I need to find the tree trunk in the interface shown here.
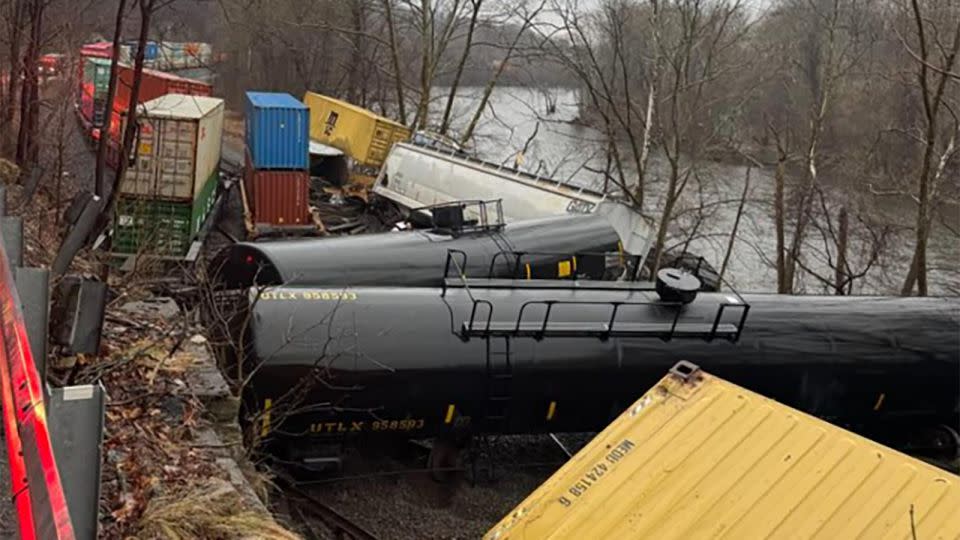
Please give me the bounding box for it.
[900,185,931,297]
[25,0,41,165]
[783,130,823,292]
[346,0,365,106]
[719,167,750,286]
[460,4,541,144]
[631,86,656,208]
[414,0,433,130]
[101,0,153,228]
[774,150,787,293]
[2,0,24,155]
[900,1,959,296]
[94,0,128,197]
[15,0,42,168]
[439,0,482,135]
[649,160,681,277]
[381,0,406,124]
[834,205,847,295]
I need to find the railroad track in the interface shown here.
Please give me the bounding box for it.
[283,483,379,540]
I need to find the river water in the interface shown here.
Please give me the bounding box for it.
[431,86,959,295]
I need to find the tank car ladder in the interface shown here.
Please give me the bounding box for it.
[483,336,514,432]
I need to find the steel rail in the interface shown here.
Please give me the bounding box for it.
[284,483,379,540]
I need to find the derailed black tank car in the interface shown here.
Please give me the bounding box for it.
[242,281,960,459]
[214,213,628,288]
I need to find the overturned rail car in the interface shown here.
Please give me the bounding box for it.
[372,142,656,258]
[214,211,631,288]
[240,278,960,462]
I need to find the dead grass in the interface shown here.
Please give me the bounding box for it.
[0,158,18,184]
[137,479,301,540]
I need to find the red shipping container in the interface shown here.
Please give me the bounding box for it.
[80,42,113,59]
[243,149,311,226]
[106,65,213,140]
[79,86,94,125]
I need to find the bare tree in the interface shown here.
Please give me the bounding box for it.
[647,0,750,276]
[1,0,26,155]
[899,0,960,296]
[99,0,170,243]
[541,0,661,209]
[439,0,482,135]
[14,0,47,168]
[382,0,409,123]
[94,0,129,197]
[460,0,545,143]
[406,0,466,129]
[749,0,879,293]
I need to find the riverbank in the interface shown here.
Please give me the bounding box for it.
[433,86,959,295]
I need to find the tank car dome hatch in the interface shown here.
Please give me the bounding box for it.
[656,268,701,304]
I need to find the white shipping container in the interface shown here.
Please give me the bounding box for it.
[181,42,212,67]
[154,42,212,69]
[121,94,224,201]
[118,44,132,65]
[196,43,213,66]
[157,42,185,69]
[117,43,157,68]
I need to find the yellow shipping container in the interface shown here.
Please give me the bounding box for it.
[486,361,960,540]
[302,92,411,168]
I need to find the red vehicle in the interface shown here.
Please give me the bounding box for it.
[39,53,65,76]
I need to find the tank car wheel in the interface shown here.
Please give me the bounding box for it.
[907,424,960,462]
[428,437,461,483]
[933,424,960,459]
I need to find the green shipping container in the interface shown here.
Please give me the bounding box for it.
[114,170,219,257]
[82,57,111,125]
[83,57,111,96]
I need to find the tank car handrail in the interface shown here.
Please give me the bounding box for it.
[459,296,751,343]
[486,249,645,281]
[468,299,495,337]
[442,249,470,295]
[410,199,506,232]
[444,248,497,340]
[510,299,684,341]
[711,302,751,342]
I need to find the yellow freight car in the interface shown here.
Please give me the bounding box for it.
[302,92,411,169]
[486,361,960,540]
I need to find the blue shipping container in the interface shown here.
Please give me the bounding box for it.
[244,92,309,170]
[144,41,159,60]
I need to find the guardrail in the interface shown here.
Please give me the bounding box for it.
[0,222,75,539]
